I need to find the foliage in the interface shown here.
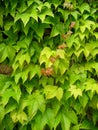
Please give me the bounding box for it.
[0,0,98,129]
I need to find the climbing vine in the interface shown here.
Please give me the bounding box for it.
[0,0,98,129]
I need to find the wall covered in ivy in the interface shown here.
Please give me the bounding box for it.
[0,0,98,129]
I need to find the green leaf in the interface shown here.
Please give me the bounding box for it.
[39,8,54,22]
[51,0,60,8]
[30,7,38,21]
[66,110,78,124]
[61,112,70,130]
[44,85,63,101]
[80,119,93,129]
[3,114,14,130]
[5,101,17,114]
[54,112,61,129]
[12,84,21,103]
[79,3,90,14]
[31,114,45,130]
[92,110,98,125]
[11,110,27,124]
[79,93,89,108]
[80,20,95,33]
[14,72,22,84]
[39,47,55,67]
[0,75,10,90]
[54,60,59,74]
[4,20,13,30]
[15,13,30,26]
[84,78,98,94]
[0,43,16,62]
[15,51,30,67]
[0,10,3,27]
[58,8,69,21]
[69,72,80,84]
[56,87,63,101]
[14,64,40,83]
[44,85,58,99]
[1,88,15,106]
[56,49,65,59]
[59,59,68,75]
[26,91,45,120]
[45,108,55,129]
[93,32,98,39]
[50,23,64,37]
[0,105,5,123]
[71,125,80,130]
[66,35,75,48]
[69,85,82,99]
[52,100,61,116]
[71,11,78,20]
[40,47,52,60]
[32,23,49,38]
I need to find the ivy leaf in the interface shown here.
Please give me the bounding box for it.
[71,125,80,130]
[66,35,75,48]
[80,20,95,33]
[58,8,69,21]
[56,49,65,59]
[29,64,41,79]
[79,3,90,14]
[34,91,45,113]
[1,88,15,106]
[79,93,89,108]
[39,7,54,22]
[54,112,61,129]
[0,105,5,123]
[46,108,55,129]
[92,110,98,125]
[56,87,63,101]
[52,0,60,8]
[11,110,27,124]
[0,8,3,27]
[71,11,78,20]
[39,47,55,66]
[44,85,58,99]
[40,47,52,60]
[69,85,82,99]
[44,85,63,101]
[14,51,30,67]
[3,114,14,130]
[30,7,38,21]
[31,114,45,130]
[65,109,78,124]
[50,23,64,37]
[37,2,51,12]
[12,84,21,103]
[32,23,49,39]
[93,32,98,39]
[14,64,41,83]
[5,99,17,114]
[0,43,16,62]
[4,20,13,31]
[61,112,70,130]
[84,79,98,94]
[54,60,59,74]
[15,13,30,26]
[27,91,45,120]
[69,72,80,84]
[59,59,68,75]
[80,119,93,129]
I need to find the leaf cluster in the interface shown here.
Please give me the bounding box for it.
[0,0,98,130]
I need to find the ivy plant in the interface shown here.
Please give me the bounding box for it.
[0,0,98,130]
